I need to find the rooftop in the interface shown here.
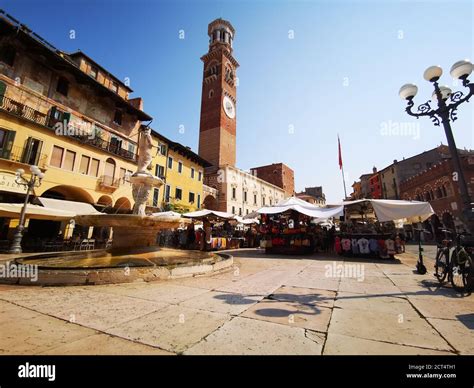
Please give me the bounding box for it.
[149,128,212,168]
[0,10,151,121]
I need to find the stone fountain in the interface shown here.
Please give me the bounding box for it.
[76,127,187,249]
[7,127,233,286]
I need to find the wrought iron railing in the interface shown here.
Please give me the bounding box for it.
[0,145,48,169]
[0,94,48,126]
[0,93,137,162]
[99,175,121,188]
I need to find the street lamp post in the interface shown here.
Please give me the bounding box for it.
[399,60,474,234]
[9,165,44,254]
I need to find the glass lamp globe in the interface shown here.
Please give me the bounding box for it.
[399,83,418,100]
[450,59,473,80]
[423,65,443,82]
[432,86,452,100]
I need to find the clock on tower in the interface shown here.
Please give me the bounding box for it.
[198,18,239,168]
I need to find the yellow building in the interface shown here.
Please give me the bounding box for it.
[0,14,151,244]
[149,131,211,213]
[0,13,211,248]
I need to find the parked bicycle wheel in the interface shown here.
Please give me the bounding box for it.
[450,247,474,292]
[434,247,449,284]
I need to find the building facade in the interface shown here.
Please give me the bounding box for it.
[351,145,459,200]
[203,165,285,215]
[351,181,362,200]
[0,13,209,244]
[368,167,382,199]
[351,173,372,199]
[295,186,326,205]
[149,131,211,213]
[250,163,295,197]
[379,163,399,199]
[399,153,474,230]
[295,193,325,206]
[0,14,152,239]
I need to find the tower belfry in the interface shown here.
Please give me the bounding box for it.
[198,18,239,168]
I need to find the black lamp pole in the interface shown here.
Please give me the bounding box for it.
[401,62,474,234]
[9,166,43,254]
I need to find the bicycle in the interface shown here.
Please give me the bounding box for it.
[434,228,474,293]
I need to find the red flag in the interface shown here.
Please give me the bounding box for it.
[338,135,343,170]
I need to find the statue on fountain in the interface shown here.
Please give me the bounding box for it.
[136,126,154,174]
[130,126,164,215]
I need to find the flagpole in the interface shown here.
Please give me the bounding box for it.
[338,134,348,200]
[341,163,348,200]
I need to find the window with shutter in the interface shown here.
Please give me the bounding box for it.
[0,129,15,159]
[80,155,90,175]
[21,137,43,166]
[63,150,76,171]
[50,146,64,168]
[90,158,100,177]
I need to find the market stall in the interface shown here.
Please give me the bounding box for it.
[338,199,434,259]
[257,197,344,254]
[182,209,243,251]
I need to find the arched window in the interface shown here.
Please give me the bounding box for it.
[104,158,116,185]
[209,89,214,98]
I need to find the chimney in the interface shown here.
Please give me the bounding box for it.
[128,97,144,111]
[372,166,377,173]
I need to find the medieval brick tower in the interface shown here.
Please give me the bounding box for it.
[198,18,239,168]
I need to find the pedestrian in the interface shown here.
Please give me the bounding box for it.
[186,222,196,249]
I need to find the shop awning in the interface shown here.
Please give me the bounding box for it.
[342,199,434,223]
[0,203,76,220]
[183,209,236,220]
[257,203,344,219]
[36,197,101,215]
[256,196,343,219]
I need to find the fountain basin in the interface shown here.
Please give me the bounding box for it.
[74,214,190,249]
[7,248,233,286]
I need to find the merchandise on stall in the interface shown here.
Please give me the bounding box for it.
[335,199,435,259]
[182,209,246,251]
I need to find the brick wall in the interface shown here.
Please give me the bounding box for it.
[250,163,295,197]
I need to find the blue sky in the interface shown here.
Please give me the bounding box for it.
[3,0,473,202]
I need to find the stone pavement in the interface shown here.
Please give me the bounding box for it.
[0,248,472,355]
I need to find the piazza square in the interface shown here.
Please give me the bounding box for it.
[0,2,472,384]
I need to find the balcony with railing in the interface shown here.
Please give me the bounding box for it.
[0,90,137,162]
[98,175,122,192]
[0,145,48,169]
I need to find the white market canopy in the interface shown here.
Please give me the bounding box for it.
[342,199,434,223]
[0,203,76,221]
[0,197,101,221]
[234,216,259,225]
[151,211,182,218]
[256,197,434,223]
[243,210,260,220]
[182,209,236,220]
[257,196,345,219]
[37,197,101,215]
